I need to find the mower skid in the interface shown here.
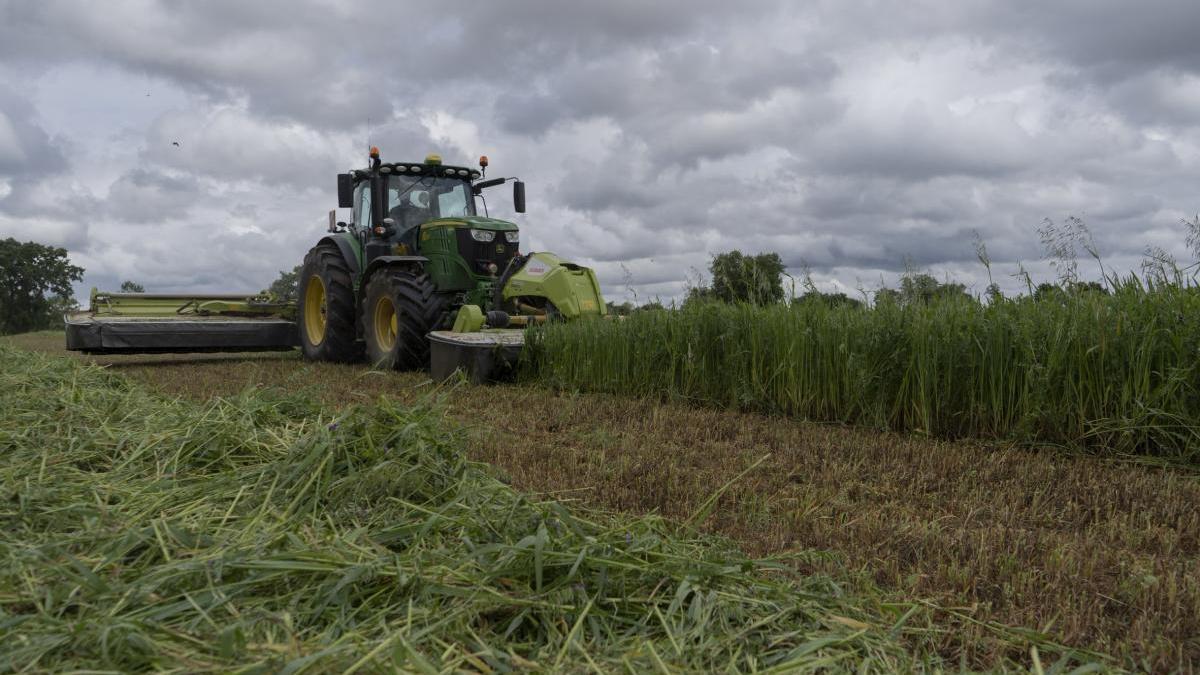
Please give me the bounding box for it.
[428,329,524,384]
[65,313,299,354]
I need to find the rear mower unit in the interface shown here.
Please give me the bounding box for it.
[67,149,607,381]
[65,291,297,354]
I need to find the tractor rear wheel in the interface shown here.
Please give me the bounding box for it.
[298,243,361,362]
[363,267,449,370]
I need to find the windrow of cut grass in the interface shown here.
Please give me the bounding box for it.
[529,283,1200,462]
[2,344,1089,672]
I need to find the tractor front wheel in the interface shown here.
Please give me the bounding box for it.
[363,267,447,370]
[298,243,361,362]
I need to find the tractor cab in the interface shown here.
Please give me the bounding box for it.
[338,151,526,275]
[346,154,480,248]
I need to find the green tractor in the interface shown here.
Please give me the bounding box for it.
[66,148,607,381]
[299,148,606,376]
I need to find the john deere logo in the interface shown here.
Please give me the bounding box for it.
[495,244,504,253]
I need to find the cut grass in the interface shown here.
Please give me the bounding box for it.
[1,344,959,672]
[10,332,1199,670]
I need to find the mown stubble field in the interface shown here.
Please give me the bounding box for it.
[8,331,1199,672]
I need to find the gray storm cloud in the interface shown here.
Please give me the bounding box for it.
[0,0,1198,302]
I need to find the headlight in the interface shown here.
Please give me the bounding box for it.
[505,231,519,243]
[470,229,495,242]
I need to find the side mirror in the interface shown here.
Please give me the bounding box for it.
[513,180,526,213]
[337,173,353,208]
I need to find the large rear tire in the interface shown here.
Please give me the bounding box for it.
[298,243,361,362]
[363,267,448,370]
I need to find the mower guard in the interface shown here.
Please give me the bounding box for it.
[65,313,299,354]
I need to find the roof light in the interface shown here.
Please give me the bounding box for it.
[479,155,489,168]
[395,164,408,172]
[370,146,380,158]
[457,169,468,176]
[425,153,442,165]
[444,168,454,176]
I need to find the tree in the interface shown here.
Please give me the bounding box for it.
[1033,282,1062,302]
[1068,280,1108,295]
[682,285,717,309]
[266,265,302,303]
[120,280,145,293]
[898,273,969,305]
[708,250,785,305]
[873,272,972,308]
[985,283,1004,305]
[607,301,635,316]
[874,287,901,307]
[0,238,84,335]
[1034,280,1107,302]
[793,291,863,309]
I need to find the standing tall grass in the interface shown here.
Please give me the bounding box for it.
[529,279,1200,462]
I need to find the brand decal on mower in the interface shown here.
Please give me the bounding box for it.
[525,263,548,276]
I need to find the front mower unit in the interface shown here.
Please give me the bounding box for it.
[428,329,525,384]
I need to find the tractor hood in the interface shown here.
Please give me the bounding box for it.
[419,216,517,232]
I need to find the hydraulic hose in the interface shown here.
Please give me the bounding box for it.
[492,253,527,311]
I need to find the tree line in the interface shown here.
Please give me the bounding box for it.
[0,236,1124,337]
[672,249,1112,311]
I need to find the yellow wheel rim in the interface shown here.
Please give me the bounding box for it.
[303,275,327,346]
[373,296,397,352]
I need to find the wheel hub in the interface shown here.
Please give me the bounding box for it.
[374,296,397,351]
[303,275,327,345]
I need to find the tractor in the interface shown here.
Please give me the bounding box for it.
[299,147,606,372]
[66,148,607,381]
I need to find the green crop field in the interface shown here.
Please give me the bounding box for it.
[3,324,1198,671]
[531,281,1200,463]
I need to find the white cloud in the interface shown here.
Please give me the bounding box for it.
[1,0,1199,304]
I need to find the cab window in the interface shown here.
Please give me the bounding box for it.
[355,184,372,230]
[437,185,468,218]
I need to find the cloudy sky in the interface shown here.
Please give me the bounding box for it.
[1,0,1198,303]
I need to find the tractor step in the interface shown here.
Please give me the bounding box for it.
[65,313,299,354]
[428,329,525,384]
